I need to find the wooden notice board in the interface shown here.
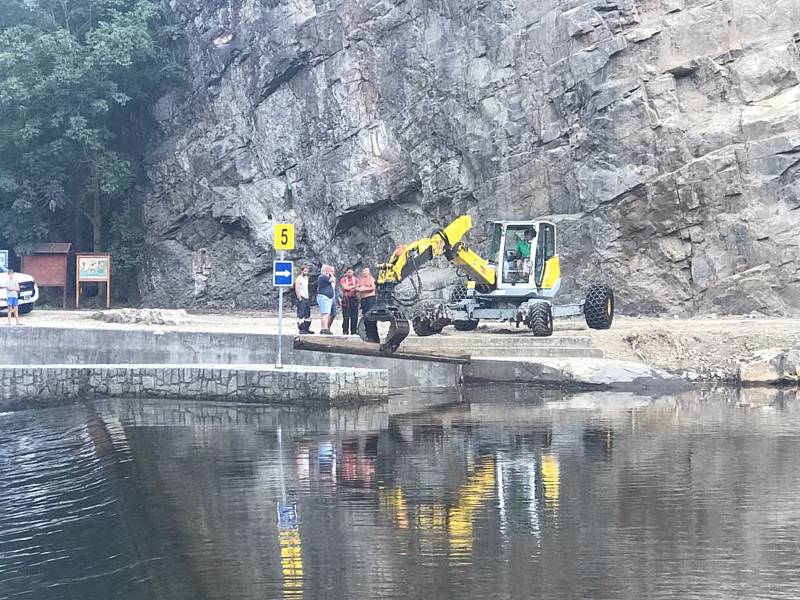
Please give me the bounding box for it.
[75,253,111,308]
[21,242,72,308]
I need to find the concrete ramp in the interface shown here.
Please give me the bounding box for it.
[402,333,604,358]
[295,331,677,390]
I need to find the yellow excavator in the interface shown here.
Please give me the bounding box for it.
[358,215,614,353]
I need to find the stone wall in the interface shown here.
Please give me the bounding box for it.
[0,325,461,388]
[141,0,800,317]
[0,364,388,411]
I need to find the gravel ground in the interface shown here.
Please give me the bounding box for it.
[465,315,800,381]
[587,316,800,381]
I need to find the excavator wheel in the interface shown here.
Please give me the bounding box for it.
[411,301,447,336]
[584,282,614,330]
[413,320,443,337]
[453,319,479,331]
[528,301,553,337]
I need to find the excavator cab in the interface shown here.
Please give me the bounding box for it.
[488,221,560,293]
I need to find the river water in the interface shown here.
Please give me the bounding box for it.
[2,387,800,600]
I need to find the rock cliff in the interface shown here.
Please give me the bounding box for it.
[140,0,800,315]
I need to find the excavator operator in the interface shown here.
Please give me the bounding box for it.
[515,227,536,278]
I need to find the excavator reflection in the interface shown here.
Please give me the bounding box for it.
[376,445,563,560]
[276,428,304,600]
[446,458,497,562]
[377,458,497,562]
[269,413,610,580]
[279,524,303,600]
[541,454,560,509]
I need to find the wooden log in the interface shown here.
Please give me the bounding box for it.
[293,336,471,364]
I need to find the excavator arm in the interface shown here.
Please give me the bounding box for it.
[361,215,497,352]
[377,215,496,286]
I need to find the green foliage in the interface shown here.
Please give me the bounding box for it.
[109,200,144,273]
[0,0,180,271]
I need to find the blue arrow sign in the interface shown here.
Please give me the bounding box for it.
[277,502,298,529]
[273,260,294,287]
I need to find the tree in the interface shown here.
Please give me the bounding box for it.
[0,0,178,271]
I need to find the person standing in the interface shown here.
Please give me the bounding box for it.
[357,267,379,343]
[339,267,359,335]
[4,268,20,326]
[294,264,313,334]
[316,265,335,335]
[327,265,338,330]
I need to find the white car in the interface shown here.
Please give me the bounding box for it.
[0,265,39,314]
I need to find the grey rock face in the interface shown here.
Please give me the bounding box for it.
[141,0,800,315]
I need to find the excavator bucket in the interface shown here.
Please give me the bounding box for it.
[357,306,410,354]
[357,283,410,353]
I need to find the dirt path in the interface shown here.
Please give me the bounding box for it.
[588,317,800,381]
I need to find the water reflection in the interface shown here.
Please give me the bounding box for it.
[278,505,303,600]
[446,457,496,564]
[2,387,800,599]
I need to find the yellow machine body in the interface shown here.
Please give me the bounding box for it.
[377,215,496,288]
[360,214,593,353]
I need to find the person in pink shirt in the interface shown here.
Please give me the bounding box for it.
[339,267,359,335]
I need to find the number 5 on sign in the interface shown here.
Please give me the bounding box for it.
[273,224,295,250]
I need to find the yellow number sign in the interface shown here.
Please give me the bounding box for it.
[273,224,295,250]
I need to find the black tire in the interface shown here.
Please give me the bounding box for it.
[412,319,444,336]
[449,282,469,303]
[584,282,614,330]
[529,302,553,337]
[411,301,445,337]
[18,304,34,315]
[453,319,479,331]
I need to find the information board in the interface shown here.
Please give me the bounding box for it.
[75,253,111,308]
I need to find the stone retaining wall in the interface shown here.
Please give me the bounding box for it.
[0,364,388,411]
[0,326,459,389]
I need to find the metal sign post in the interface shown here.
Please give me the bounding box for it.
[273,223,295,369]
[278,252,284,369]
[273,257,294,369]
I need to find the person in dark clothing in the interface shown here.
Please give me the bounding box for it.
[316,265,335,335]
[294,264,313,334]
[357,267,379,343]
[339,267,359,335]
